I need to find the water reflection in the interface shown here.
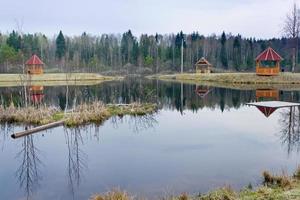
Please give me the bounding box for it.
[279,106,300,155]
[0,123,14,151]
[2,79,300,113]
[110,114,158,133]
[195,85,211,98]
[256,89,279,101]
[2,80,300,199]
[64,128,87,199]
[15,134,42,200]
[29,86,44,105]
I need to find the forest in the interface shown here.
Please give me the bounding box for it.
[0,30,296,74]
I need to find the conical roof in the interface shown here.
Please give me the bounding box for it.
[255,47,283,61]
[196,57,212,65]
[25,54,44,65]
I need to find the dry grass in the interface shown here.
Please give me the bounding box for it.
[90,189,133,200]
[0,104,58,125]
[0,73,122,87]
[150,72,300,85]
[0,101,157,127]
[65,102,157,127]
[65,101,110,126]
[262,171,292,188]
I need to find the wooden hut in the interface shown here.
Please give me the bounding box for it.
[25,54,44,74]
[256,89,279,102]
[255,47,283,76]
[195,57,212,73]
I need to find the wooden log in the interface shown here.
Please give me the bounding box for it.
[11,120,65,139]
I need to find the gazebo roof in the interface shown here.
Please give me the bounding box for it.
[255,47,283,61]
[25,54,44,65]
[196,57,212,66]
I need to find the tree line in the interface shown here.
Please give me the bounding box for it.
[0,30,296,74]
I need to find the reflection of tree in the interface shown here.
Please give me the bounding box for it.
[15,135,42,200]
[0,123,14,151]
[279,106,300,154]
[111,114,158,133]
[64,128,87,198]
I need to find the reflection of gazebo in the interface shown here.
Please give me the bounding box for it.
[29,85,44,104]
[256,89,279,102]
[247,101,300,118]
[195,57,212,73]
[255,47,283,76]
[195,85,211,98]
[25,54,44,75]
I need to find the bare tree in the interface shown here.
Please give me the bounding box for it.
[283,3,300,72]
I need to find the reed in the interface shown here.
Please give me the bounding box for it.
[0,102,157,127]
[0,104,58,125]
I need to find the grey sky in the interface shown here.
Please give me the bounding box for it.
[0,0,295,38]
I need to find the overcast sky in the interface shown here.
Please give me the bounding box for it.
[0,0,296,38]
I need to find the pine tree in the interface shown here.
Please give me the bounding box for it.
[220,32,228,69]
[7,30,21,51]
[233,35,242,70]
[55,31,66,59]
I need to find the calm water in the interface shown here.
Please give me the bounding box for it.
[1,79,300,200]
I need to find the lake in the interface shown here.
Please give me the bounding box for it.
[1,79,300,200]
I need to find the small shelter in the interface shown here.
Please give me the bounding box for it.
[195,57,212,73]
[256,89,279,102]
[255,47,283,76]
[25,54,44,74]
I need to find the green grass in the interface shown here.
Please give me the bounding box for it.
[0,73,123,87]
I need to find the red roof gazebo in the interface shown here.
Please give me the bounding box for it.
[255,47,283,76]
[25,54,44,74]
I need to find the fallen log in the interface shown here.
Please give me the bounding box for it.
[11,120,65,139]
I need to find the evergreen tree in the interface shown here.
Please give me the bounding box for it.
[55,31,66,59]
[233,35,242,70]
[220,32,228,69]
[7,30,21,51]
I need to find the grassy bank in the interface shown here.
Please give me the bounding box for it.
[0,73,122,87]
[90,168,300,200]
[0,102,157,127]
[148,73,300,90]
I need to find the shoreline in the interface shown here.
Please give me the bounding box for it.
[90,169,300,200]
[0,73,123,87]
[148,72,300,90]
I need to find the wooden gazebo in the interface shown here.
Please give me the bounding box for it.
[255,47,283,76]
[195,57,212,73]
[25,54,44,74]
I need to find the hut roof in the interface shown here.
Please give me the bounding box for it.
[196,57,212,66]
[25,54,44,65]
[255,47,283,61]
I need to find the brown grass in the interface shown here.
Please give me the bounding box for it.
[262,170,292,188]
[90,189,133,200]
[0,104,58,125]
[65,101,110,126]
